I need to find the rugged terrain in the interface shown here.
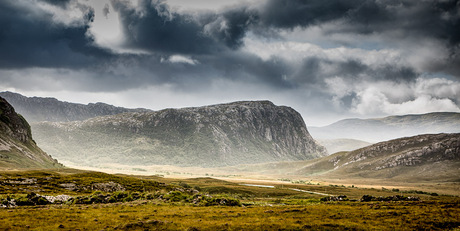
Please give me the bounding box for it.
[227,133,460,184]
[297,133,460,182]
[32,101,327,167]
[0,91,149,122]
[309,112,460,142]
[0,97,61,169]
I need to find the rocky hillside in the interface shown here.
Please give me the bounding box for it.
[32,101,327,167]
[0,97,61,169]
[295,133,460,182]
[0,91,149,122]
[309,112,460,142]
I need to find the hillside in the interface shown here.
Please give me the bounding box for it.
[227,133,460,183]
[0,91,149,122]
[32,101,327,167]
[308,112,460,142]
[294,133,460,182]
[0,97,61,169]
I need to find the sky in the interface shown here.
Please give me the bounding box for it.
[0,0,459,126]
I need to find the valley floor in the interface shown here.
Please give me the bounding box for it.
[1,168,459,230]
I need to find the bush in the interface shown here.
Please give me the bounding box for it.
[196,195,241,207]
[164,191,189,202]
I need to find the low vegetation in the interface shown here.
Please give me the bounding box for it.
[1,169,459,230]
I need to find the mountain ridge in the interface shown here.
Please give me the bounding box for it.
[32,100,327,167]
[309,112,460,142]
[0,91,150,122]
[226,133,460,183]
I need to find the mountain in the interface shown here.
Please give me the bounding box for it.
[32,101,327,167]
[0,91,150,122]
[229,133,460,183]
[308,112,460,142]
[0,97,61,169]
[296,133,460,182]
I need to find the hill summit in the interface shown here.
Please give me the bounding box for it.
[0,97,61,169]
[33,100,327,167]
[0,91,149,122]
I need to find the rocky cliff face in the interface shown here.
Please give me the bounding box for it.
[32,101,327,167]
[0,97,61,169]
[0,91,149,122]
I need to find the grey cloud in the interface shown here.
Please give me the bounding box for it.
[39,0,73,8]
[111,0,224,55]
[292,58,417,86]
[0,0,113,69]
[103,3,110,18]
[258,0,361,29]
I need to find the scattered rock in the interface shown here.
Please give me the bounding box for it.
[91,182,125,192]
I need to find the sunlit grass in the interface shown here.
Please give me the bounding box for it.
[1,169,459,230]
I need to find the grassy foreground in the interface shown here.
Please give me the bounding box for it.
[1,169,459,230]
[1,200,460,230]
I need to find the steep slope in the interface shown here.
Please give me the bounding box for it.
[309,112,460,142]
[295,133,460,182]
[0,91,149,122]
[0,97,61,169]
[32,101,327,167]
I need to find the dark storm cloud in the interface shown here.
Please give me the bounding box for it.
[39,0,73,8]
[0,0,112,69]
[111,0,258,54]
[291,58,418,86]
[0,0,458,93]
[256,0,459,44]
[258,0,362,29]
[111,0,222,54]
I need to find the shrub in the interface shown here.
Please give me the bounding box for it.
[164,191,189,202]
[196,195,241,207]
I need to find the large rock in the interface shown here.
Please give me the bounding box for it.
[0,97,61,169]
[33,101,327,167]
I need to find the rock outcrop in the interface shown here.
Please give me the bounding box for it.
[32,101,327,167]
[0,97,61,169]
[295,133,460,181]
[0,91,149,122]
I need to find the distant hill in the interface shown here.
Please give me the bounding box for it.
[32,101,327,167]
[0,97,61,169]
[295,133,460,182]
[308,113,460,142]
[0,91,150,122]
[230,133,460,183]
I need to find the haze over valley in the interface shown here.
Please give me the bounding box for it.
[1,0,460,229]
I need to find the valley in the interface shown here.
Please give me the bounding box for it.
[1,93,459,230]
[1,169,459,230]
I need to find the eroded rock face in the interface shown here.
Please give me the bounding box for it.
[339,133,460,170]
[0,97,61,169]
[0,97,32,143]
[33,101,327,167]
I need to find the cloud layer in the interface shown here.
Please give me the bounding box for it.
[0,0,459,125]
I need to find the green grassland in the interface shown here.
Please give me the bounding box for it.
[1,169,459,230]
